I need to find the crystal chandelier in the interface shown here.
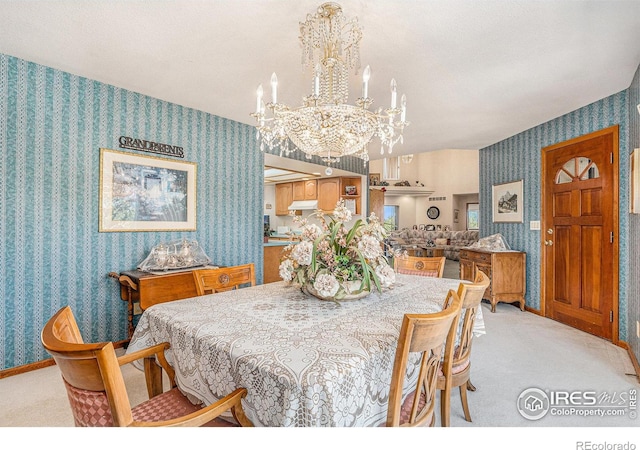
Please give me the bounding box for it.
[251,2,409,169]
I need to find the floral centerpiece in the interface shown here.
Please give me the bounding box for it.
[279,200,396,301]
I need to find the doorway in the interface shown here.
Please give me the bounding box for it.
[541,125,619,342]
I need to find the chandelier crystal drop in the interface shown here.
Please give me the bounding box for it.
[251,2,409,167]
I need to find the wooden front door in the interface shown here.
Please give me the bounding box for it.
[541,126,619,341]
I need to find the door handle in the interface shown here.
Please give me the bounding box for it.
[545,240,553,246]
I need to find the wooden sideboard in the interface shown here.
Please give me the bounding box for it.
[459,248,526,313]
[110,269,201,339]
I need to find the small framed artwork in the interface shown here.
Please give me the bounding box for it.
[436,225,442,231]
[418,224,425,231]
[99,148,197,232]
[345,185,357,195]
[492,179,523,223]
[426,225,435,231]
[631,149,640,213]
[453,209,459,223]
[369,173,381,186]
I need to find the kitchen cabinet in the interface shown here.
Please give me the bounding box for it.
[277,177,362,215]
[275,183,293,216]
[264,243,288,283]
[317,178,342,212]
[293,180,317,201]
[459,248,526,313]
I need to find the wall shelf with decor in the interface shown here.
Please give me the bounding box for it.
[340,176,362,215]
[370,186,434,196]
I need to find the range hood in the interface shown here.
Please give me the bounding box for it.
[288,200,318,211]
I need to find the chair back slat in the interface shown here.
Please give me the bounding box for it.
[193,263,256,295]
[394,256,446,278]
[452,270,490,366]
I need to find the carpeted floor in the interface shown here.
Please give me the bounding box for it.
[1,259,637,429]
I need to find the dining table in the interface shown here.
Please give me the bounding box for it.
[125,273,485,427]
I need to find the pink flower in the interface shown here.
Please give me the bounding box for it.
[358,235,382,259]
[313,273,340,298]
[291,241,313,266]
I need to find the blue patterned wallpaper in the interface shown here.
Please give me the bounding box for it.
[479,91,630,341]
[627,64,640,362]
[0,53,267,370]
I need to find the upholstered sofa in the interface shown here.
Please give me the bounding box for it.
[387,229,479,261]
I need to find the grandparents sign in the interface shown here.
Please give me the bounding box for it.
[118,136,184,158]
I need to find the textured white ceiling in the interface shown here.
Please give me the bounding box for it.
[1,0,639,161]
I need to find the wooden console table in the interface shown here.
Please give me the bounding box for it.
[459,248,526,313]
[109,269,201,339]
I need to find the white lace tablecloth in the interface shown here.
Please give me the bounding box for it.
[126,274,485,427]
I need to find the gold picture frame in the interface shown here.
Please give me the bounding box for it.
[99,148,197,232]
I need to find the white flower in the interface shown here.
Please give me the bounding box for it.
[332,201,352,223]
[301,223,322,241]
[357,235,382,259]
[375,263,396,288]
[291,241,313,266]
[313,273,340,298]
[279,259,294,282]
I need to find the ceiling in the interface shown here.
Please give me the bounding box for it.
[1,1,640,163]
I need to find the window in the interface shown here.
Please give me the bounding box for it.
[383,157,399,180]
[383,205,399,230]
[556,157,599,184]
[467,203,479,230]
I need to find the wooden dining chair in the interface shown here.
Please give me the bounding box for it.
[192,263,256,295]
[385,289,462,427]
[393,255,446,278]
[437,270,490,426]
[41,306,253,427]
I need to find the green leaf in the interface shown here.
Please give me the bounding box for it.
[345,219,363,244]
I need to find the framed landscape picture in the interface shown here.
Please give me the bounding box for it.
[492,180,523,223]
[99,148,197,232]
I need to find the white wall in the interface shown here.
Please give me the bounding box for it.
[370,149,479,229]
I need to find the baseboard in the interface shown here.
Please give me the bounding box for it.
[617,341,640,384]
[0,339,130,379]
[0,358,56,379]
[524,305,542,316]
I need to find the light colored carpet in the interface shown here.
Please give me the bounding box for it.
[1,259,637,430]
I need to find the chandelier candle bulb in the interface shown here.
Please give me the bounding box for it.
[362,65,371,98]
[390,78,397,108]
[256,84,263,113]
[314,64,321,96]
[271,72,278,104]
[401,94,407,122]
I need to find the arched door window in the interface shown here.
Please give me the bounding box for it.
[555,157,599,184]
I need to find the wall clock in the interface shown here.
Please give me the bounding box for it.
[427,206,440,220]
